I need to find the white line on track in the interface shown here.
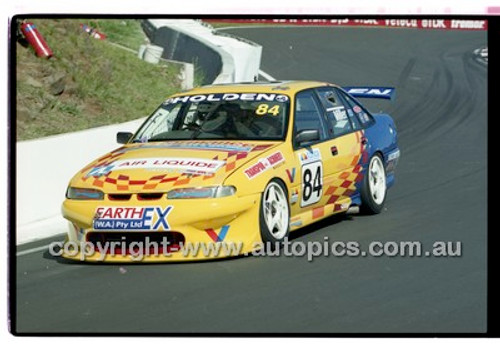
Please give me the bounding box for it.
[16,243,60,257]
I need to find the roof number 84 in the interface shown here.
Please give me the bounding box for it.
[255,104,280,116]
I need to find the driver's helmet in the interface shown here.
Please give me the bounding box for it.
[196,102,215,121]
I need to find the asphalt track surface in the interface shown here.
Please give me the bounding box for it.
[14,26,487,334]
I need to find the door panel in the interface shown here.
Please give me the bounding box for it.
[291,88,363,224]
[320,132,363,208]
[292,133,362,224]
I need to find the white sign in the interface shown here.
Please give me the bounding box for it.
[87,157,225,177]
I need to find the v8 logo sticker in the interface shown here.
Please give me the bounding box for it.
[206,226,230,242]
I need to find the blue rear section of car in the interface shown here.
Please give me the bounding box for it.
[364,113,400,189]
[349,112,399,207]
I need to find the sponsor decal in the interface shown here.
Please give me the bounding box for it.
[93,206,172,231]
[386,149,400,172]
[208,19,486,31]
[164,93,290,105]
[286,168,296,183]
[347,88,392,96]
[244,151,285,179]
[290,189,299,205]
[419,19,446,29]
[328,105,347,120]
[275,95,289,102]
[87,164,115,178]
[205,225,230,242]
[344,87,395,100]
[141,141,255,153]
[87,157,225,177]
[388,149,400,161]
[450,20,487,30]
[290,220,303,227]
[107,142,271,157]
[384,19,419,28]
[298,148,321,164]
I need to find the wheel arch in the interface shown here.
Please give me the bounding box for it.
[265,176,290,196]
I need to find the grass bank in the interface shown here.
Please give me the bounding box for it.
[16,18,182,141]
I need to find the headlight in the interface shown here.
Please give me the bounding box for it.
[66,187,104,200]
[167,186,236,199]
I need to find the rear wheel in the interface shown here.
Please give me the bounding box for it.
[360,153,387,214]
[259,179,290,244]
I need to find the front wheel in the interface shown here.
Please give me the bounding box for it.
[360,153,387,214]
[259,179,290,244]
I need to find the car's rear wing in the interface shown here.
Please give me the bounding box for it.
[342,87,396,100]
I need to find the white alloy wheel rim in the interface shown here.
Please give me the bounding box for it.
[263,182,289,239]
[368,156,386,205]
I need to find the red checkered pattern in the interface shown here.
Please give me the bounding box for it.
[311,130,368,218]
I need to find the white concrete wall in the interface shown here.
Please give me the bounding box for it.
[16,119,144,244]
[148,19,262,83]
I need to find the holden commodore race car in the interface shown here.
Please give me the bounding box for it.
[61,81,400,262]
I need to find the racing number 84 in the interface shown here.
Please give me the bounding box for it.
[255,104,280,116]
[301,161,323,207]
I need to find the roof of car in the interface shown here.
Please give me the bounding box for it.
[170,80,338,98]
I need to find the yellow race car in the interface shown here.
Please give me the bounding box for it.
[61,81,400,262]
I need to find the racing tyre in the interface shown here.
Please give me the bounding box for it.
[360,153,387,214]
[259,179,290,245]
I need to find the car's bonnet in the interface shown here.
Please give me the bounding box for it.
[70,140,280,193]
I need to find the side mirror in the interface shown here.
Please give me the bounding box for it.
[117,132,133,144]
[295,129,319,146]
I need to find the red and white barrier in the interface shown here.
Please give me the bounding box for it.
[205,18,487,31]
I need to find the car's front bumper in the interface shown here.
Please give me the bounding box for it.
[61,193,262,262]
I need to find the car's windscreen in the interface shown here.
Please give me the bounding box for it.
[133,93,290,142]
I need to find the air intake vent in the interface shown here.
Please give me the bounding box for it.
[108,194,132,201]
[137,193,164,200]
[86,231,185,255]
